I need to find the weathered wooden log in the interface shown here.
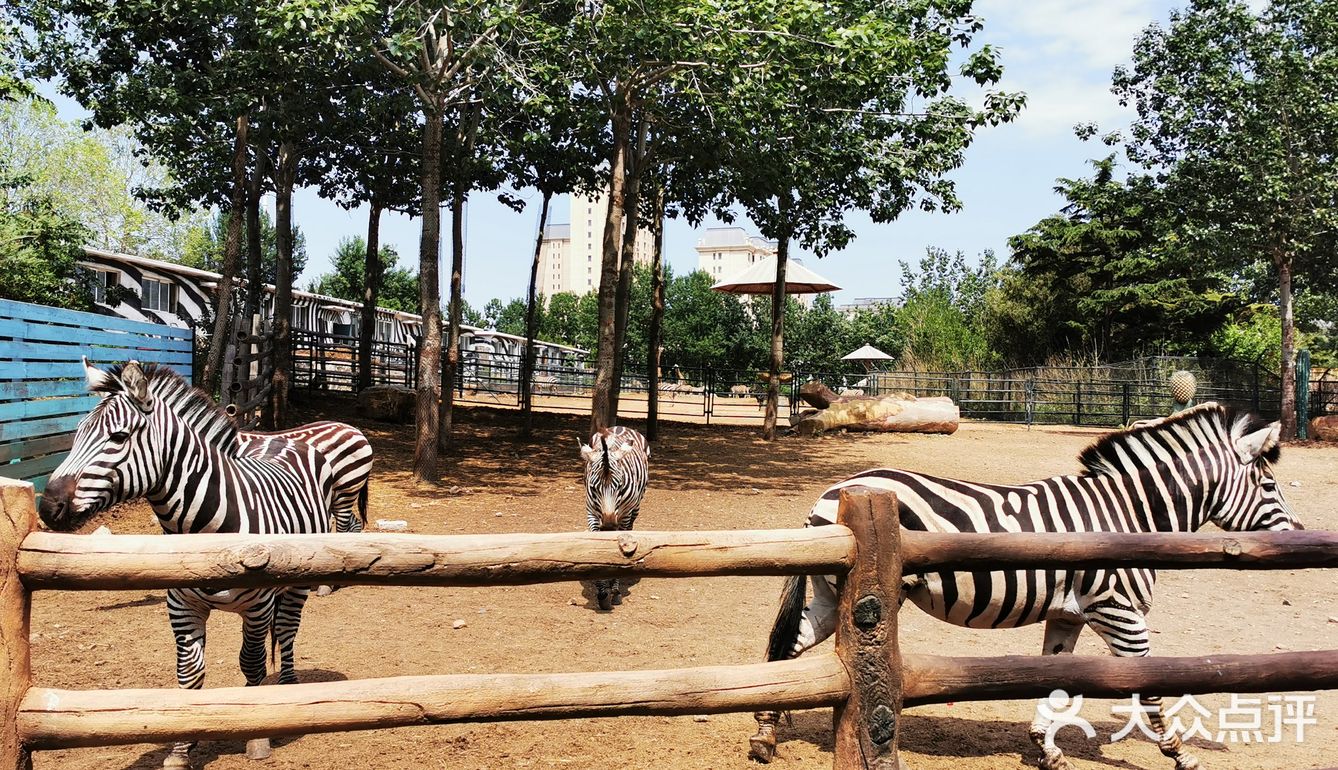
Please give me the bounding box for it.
[1,482,35,770]
[18,655,850,750]
[833,488,903,769]
[800,380,843,409]
[797,395,959,436]
[902,649,1338,706]
[901,530,1338,572]
[17,527,856,591]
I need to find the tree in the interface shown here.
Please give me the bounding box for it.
[1110,0,1338,436]
[0,193,93,309]
[716,0,1022,438]
[180,208,308,288]
[306,236,418,312]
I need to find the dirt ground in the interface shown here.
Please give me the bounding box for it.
[29,398,1338,770]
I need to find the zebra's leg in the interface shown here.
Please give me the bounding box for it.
[317,496,362,597]
[610,513,639,606]
[163,589,209,770]
[1084,601,1201,770]
[750,574,840,764]
[238,595,276,761]
[1027,617,1085,770]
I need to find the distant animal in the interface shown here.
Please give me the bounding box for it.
[38,360,341,769]
[749,403,1302,770]
[730,384,751,398]
[579,426,650,611]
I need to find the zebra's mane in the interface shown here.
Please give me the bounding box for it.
[1078,402,1280,477]
[93,362,241,454]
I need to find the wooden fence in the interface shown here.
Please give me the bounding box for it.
[221,316,273,430]
[2,481,1336,768]
[0,299,193,493]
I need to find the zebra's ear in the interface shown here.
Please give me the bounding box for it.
[120,360,154,412]
[579,439,597,462]
[1235,422,1281,463]
[82,356,112,393]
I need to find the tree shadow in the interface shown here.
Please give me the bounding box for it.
[292,396,897,499]
[91,594,164,611]
[780,709,1229,769]
[114,669,349,770]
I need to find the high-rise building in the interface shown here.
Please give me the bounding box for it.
[695,226,778,281]
[537,190,656,297]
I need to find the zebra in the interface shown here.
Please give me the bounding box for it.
[750,403,1302,770]
[580,426,650,610]
[38,360,339,769]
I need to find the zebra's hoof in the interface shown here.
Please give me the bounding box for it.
[314,585,334,597]
[611,591,623,606]
[162,754,191,770]
[748,735,777,764]
[597,592,613,611]
[245,738,272,760]
[1175,756,1201,770]
[1038,748,1074,770]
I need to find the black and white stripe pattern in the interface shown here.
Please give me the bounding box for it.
[761,403,1301,770]
[242,421,373,534]
[580,426,649,610]
[38,360,343,768]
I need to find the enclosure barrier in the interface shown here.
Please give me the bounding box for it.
[3,479,1338,768]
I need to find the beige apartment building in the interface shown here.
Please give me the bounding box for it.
[537,190,656,297]
[696,226,779,280]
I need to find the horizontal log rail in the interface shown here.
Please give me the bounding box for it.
[17,527,857,591]
[19,654,849,750]
[902,530,1338,571]
[903,649,1338,705]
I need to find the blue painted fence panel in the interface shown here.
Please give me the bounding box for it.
[0,298,194,492]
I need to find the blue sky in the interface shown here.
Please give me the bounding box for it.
[51,1,1185,309]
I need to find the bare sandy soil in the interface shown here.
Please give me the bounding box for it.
[28,399,1338,770]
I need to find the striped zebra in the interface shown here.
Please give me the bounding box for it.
[751,403,1302,770]
[242,421,373,534]
[38,360,340,769]
[580,426,650,610]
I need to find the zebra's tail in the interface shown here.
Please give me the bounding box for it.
[356,483,369,530]
[765,574,807,662]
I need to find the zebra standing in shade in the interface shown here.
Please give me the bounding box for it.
[580,426,650,610]
[39,360,340,769]
[751,403,1302,770]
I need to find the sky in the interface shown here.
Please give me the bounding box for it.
[49,1,1190,310]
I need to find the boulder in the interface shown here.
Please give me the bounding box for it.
[1309,415,1338,442]
[358,384,416,423]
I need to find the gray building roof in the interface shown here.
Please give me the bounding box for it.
[543,222,571,240]
[696,226,777,251]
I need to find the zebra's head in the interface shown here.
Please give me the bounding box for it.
[39,359,168,531]
[1208,414,1301,532]
[580,431,630,530]
[1081,403,1301,533]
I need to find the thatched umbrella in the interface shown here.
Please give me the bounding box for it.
[841,344,894,373]
[712,256,840,438]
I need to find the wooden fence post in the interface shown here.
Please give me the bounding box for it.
[1,481,35,770]
[833,487,902,770]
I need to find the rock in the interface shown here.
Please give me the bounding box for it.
[1282,599,1292,606]
[92,525,111,536]
[1288,480,1302,488]
[692,715,711,723]
[357,384,415,423]
[375,519,409,532]
[452,619,467,630]
[1309,415,1338,442]
[1328,616,1338,624]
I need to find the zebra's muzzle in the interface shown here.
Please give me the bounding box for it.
[37,474,92,532]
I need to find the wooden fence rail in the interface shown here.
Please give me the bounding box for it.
[2,478,1336,769]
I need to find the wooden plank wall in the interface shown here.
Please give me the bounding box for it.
[0,299,193,492]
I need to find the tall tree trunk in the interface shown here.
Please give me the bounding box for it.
[242,157,263,321]
[609,119,648,424]
[646,183,666,442]
[440,188,465,450]
[266,140,298,430]
[201,112,248,394]
[590,108,630,435]
[1278,251,1297,439]
[357,199,383,393]
[520,190,552,438]
[413,107,445,484]
[763,232,790,441]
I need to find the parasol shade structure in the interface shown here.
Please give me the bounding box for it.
[841,344,893,363]
[710,256,841,295]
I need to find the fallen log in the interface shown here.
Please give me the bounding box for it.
[796,394,958,436]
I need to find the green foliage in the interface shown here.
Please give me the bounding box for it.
[305,236,418,313]
[1210,306,1282,363]
[181,209,306,288]
[896,249,1000,371]
[493,298,528,336]
[0,193,93,309]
